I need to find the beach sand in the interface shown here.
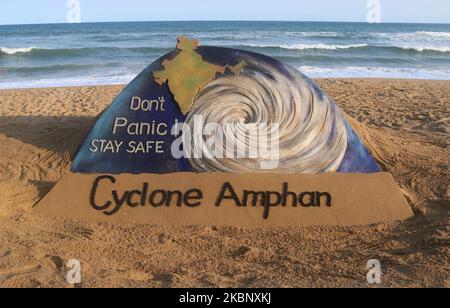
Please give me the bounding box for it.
[0,79,448,288]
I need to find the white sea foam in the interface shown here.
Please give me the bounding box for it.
[243,42,450,53]
[1,64,449,90]
[0,74,137,90]
[0,47,36,55]
[244,42,450,52]
[372,31,450,41]
[298,66,450,80]
[414,31,450,38]
[283,31,342,37]
[398,45,450,52]
[243,43,369,50]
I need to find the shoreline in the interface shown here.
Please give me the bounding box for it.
[0,77,449,92]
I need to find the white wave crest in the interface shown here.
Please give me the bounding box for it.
[244,43,368,51]
[284,31,342,37]
[369,31,450,41]
[0,74,137,90]
[415,31,450,38]
[399,45,450,52]
[298,66,450,80]
[0,47,36,55]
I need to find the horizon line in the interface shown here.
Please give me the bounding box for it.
[1,19,450,27]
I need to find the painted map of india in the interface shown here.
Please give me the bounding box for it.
[153,36,246,115]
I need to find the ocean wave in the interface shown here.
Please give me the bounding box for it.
[0,63,126,74]
[414,31,450,38]
[298,65,450,80]
[238,43,450,53]
[241,43,369,50]
[372,31,450,41]
[1,64,449,90]
[0,74,137,90]
[396,45,450,52]
[0,46,170,57]
[200,30,450,41]
[3,43,448,58]
[0,47,36,55]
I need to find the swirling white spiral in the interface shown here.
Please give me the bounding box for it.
[184,61,348,174]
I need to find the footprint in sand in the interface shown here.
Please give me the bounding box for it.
[49,255,64,272]
[152,273,173,287]
[0,265,42,283]
[0,157,22,183]
[0,249,11,258]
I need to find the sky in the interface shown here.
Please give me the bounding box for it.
[0,0,449,25]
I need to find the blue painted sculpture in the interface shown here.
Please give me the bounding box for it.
[72,37,380,174]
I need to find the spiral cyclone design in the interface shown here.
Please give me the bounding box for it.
[184,60,348,174]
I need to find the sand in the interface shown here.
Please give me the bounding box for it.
[0,79,448,288]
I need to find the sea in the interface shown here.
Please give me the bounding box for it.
[1,21,450,89]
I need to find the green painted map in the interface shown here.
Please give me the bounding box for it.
[153,36,246,115]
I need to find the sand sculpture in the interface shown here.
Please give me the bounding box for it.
[36,37,413,226]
